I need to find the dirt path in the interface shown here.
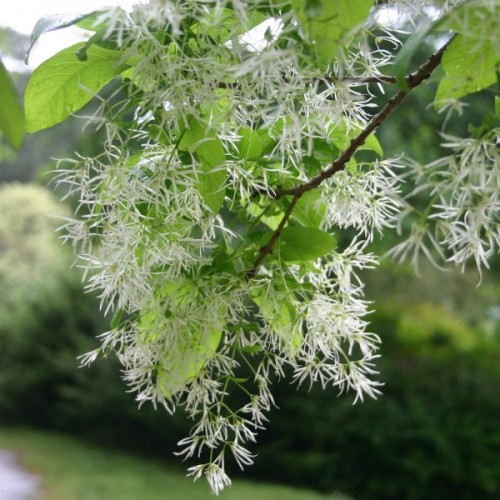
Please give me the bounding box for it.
[0,450,40,500]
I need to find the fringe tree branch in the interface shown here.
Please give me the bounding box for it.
[246,194,301,278]
[248,38,454,276]
[275,39,453,199]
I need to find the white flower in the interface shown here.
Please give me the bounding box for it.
[189,463,232,496]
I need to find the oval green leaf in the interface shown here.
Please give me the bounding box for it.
[157,323,223,398]
[291,0,372,64]
[291,191,326,228]
[253,293,303,358]
[278,226,337,261]
[27,12,100,62]
[179,117,227,213]
[435,35,498,109]
[25,43,125,133]
[197,161,227,214]
[237,126,263,160]
[0,60,24,149]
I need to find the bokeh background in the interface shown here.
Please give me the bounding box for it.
[0,15,499,500]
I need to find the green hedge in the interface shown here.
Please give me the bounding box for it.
[250,308,500,499]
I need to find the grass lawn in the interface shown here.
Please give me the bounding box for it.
[0,427,345,500]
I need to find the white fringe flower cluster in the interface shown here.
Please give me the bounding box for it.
[51,0,497,493]
[390,129,500,275]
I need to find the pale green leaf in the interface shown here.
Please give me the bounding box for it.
[157,322,223,398]
[237,126,263,160]
[327,122,383,157]
[178,116,226,166]
[0,60,24,149]
[292,0,372,64]
[253,293,303,357]
[76,11,110,31]
[246,200,284,230]
[178,117,227,213]
[292,191,326,228]
[25,43,125,133]
[441,3,500,40]
[196,136,226,168]
[198,161,226,214]
[435,35,498,109]
[139,281,226,399]
[278,226,337,261]
[362,133,384,157]
[27,12,99,62]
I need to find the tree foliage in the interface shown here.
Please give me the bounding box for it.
[6,0,500,493]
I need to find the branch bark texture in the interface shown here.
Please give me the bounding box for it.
[247,38,454,277]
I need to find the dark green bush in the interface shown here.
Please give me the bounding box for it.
[250,307,500,499]
[0,183,189,454]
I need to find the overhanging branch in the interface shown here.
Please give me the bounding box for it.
[247,38,454,277]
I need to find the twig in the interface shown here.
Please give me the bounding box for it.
[246,194,301,278]
[246,38,454,276]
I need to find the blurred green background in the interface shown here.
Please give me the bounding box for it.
[0,26,499,500]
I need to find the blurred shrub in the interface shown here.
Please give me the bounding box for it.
[395,302,478,353]
[250,305,500,499]
[0,183,189,451]
[0,183,69,283]
[0,183,91,424]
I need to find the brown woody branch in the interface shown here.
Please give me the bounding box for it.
[246,195,300,278]
[246,38,453,278]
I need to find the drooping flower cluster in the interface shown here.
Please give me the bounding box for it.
[390,129,500,276]
[50,0,498,493]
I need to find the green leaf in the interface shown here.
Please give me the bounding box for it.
[179,117,206,151]
[75,29,119,62]
[388,0,496,89]
[435,35,498,109]
[178,117,227,213]
[156,322,223,398]
[25,43,125,133]
[495,96,500,118]
[391,18,437,90]
[327,122,383,157]
[278,226,337,261]
[246,199,284,230]
[0,60,24,149]
[291,191,326,228]
[257,127,276,154]
[253,292,303,357]
[237,127,263,160]
[179,117,226,165]
[198,161,226,214]
[76,11,109,31]
[139,281,226,399]
[27,12,99,62]
[362,133,384,157]
[196,136,226,169]
[441,3,500,40]
[291,0,372,64]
